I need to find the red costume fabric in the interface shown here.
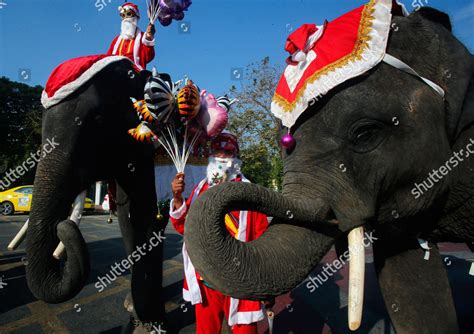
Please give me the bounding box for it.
[107,30,155,70]
[194,283,258,334]
[169,177,268,332]
[271,0,394,128]
[41,55,137,109]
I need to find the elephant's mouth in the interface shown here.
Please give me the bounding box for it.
[184,181,372,329]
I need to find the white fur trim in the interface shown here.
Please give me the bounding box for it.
[169,199,187,219]
[182,242,202,305]
[228,298,265,326]
[285,50,318,93]
[191,179,207,204]
[236,210,248,242]
[272,0,392,128]
[305,24,326,52]
[133,30,143,70]
[292,51,307,63]
[178,179,207,305]
[41,56,132,109]
[112,30,144,70]
[182,287,191,301]
[142,33,155,47]
[112,36,122,55]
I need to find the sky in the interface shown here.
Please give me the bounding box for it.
[0,0,473,96]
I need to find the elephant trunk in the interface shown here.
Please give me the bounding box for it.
[26,139,90,303]
[184,182,338,300]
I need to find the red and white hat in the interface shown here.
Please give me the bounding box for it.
[211,131,240,155]
[271,0,443,129]
[118,2,140,18]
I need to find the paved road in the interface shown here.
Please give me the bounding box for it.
[0,214,473,333]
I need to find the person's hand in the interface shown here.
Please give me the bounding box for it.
[145,23,155,40]
[171,173,185,208]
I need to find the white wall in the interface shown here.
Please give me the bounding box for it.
[154,164,207,201]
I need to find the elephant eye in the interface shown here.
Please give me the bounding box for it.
[349,120,386,152]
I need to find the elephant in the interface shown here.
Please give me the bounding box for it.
[26,58,168,330]
[184,7,474,333]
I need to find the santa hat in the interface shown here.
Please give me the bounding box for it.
[272,0,444,129]
[118,2,140,18]
[211,131,240,155]
[285,24,323,64]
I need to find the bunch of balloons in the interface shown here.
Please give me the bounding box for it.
[146,0,192,26]
[128,68,237,172]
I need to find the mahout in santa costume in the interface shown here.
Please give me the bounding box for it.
[169,132,267,333]
[107,2,156,70]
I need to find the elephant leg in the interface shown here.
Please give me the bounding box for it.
[116,154,166,325]
[117,181,134,256]
[115,181,136,314]
[373,237,458,333]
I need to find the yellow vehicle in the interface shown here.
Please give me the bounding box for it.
[0,185,94,215]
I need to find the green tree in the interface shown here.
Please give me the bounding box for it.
[0,77,44,187]
[227,57,284,190]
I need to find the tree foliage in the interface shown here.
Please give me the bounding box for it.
[0,77,44,186]
[227,57,284,190]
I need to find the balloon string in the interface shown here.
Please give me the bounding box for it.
[158,124,202,174]
[181,123,188,170]
[159,126,180,170]
[146,0,161,24]
[167,125,181,172]
[183,129,201,168]
[157,136,179,169]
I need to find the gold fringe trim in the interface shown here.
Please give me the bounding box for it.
[273,0,377,113]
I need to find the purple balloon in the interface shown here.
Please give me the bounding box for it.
[156,0,192,27]
[173,12,185,21]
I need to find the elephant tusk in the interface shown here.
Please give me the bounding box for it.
[53,191,87,259]
[8,219,29,251]
[348,226,365,331]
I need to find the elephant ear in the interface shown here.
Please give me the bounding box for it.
[408,8,474,143]
[411,7,452,31]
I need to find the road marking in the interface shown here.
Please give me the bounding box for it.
[0,277,130,333]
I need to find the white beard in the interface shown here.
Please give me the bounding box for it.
[206,157,242,187]
[120,18,138,40]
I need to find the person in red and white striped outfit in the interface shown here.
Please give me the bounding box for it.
[169,132,268,334]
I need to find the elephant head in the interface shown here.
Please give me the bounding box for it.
[184,6,474,333]
[26,59,166,322]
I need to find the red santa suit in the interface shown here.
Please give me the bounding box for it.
[107,30,155,70]
[170,176,268,334]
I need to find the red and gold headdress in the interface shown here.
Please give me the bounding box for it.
[271,0,442,134]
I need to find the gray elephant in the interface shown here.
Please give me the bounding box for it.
[26,58,168,330]
[184,5,474,334]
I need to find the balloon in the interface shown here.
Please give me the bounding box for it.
[144,71,176,123]
[197,93,228,138]
[157,0,192,27]
[216,95,238,112]
[128,123,157,143]
[177,80,200,119]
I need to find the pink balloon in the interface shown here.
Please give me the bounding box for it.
[197,93,228,138]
